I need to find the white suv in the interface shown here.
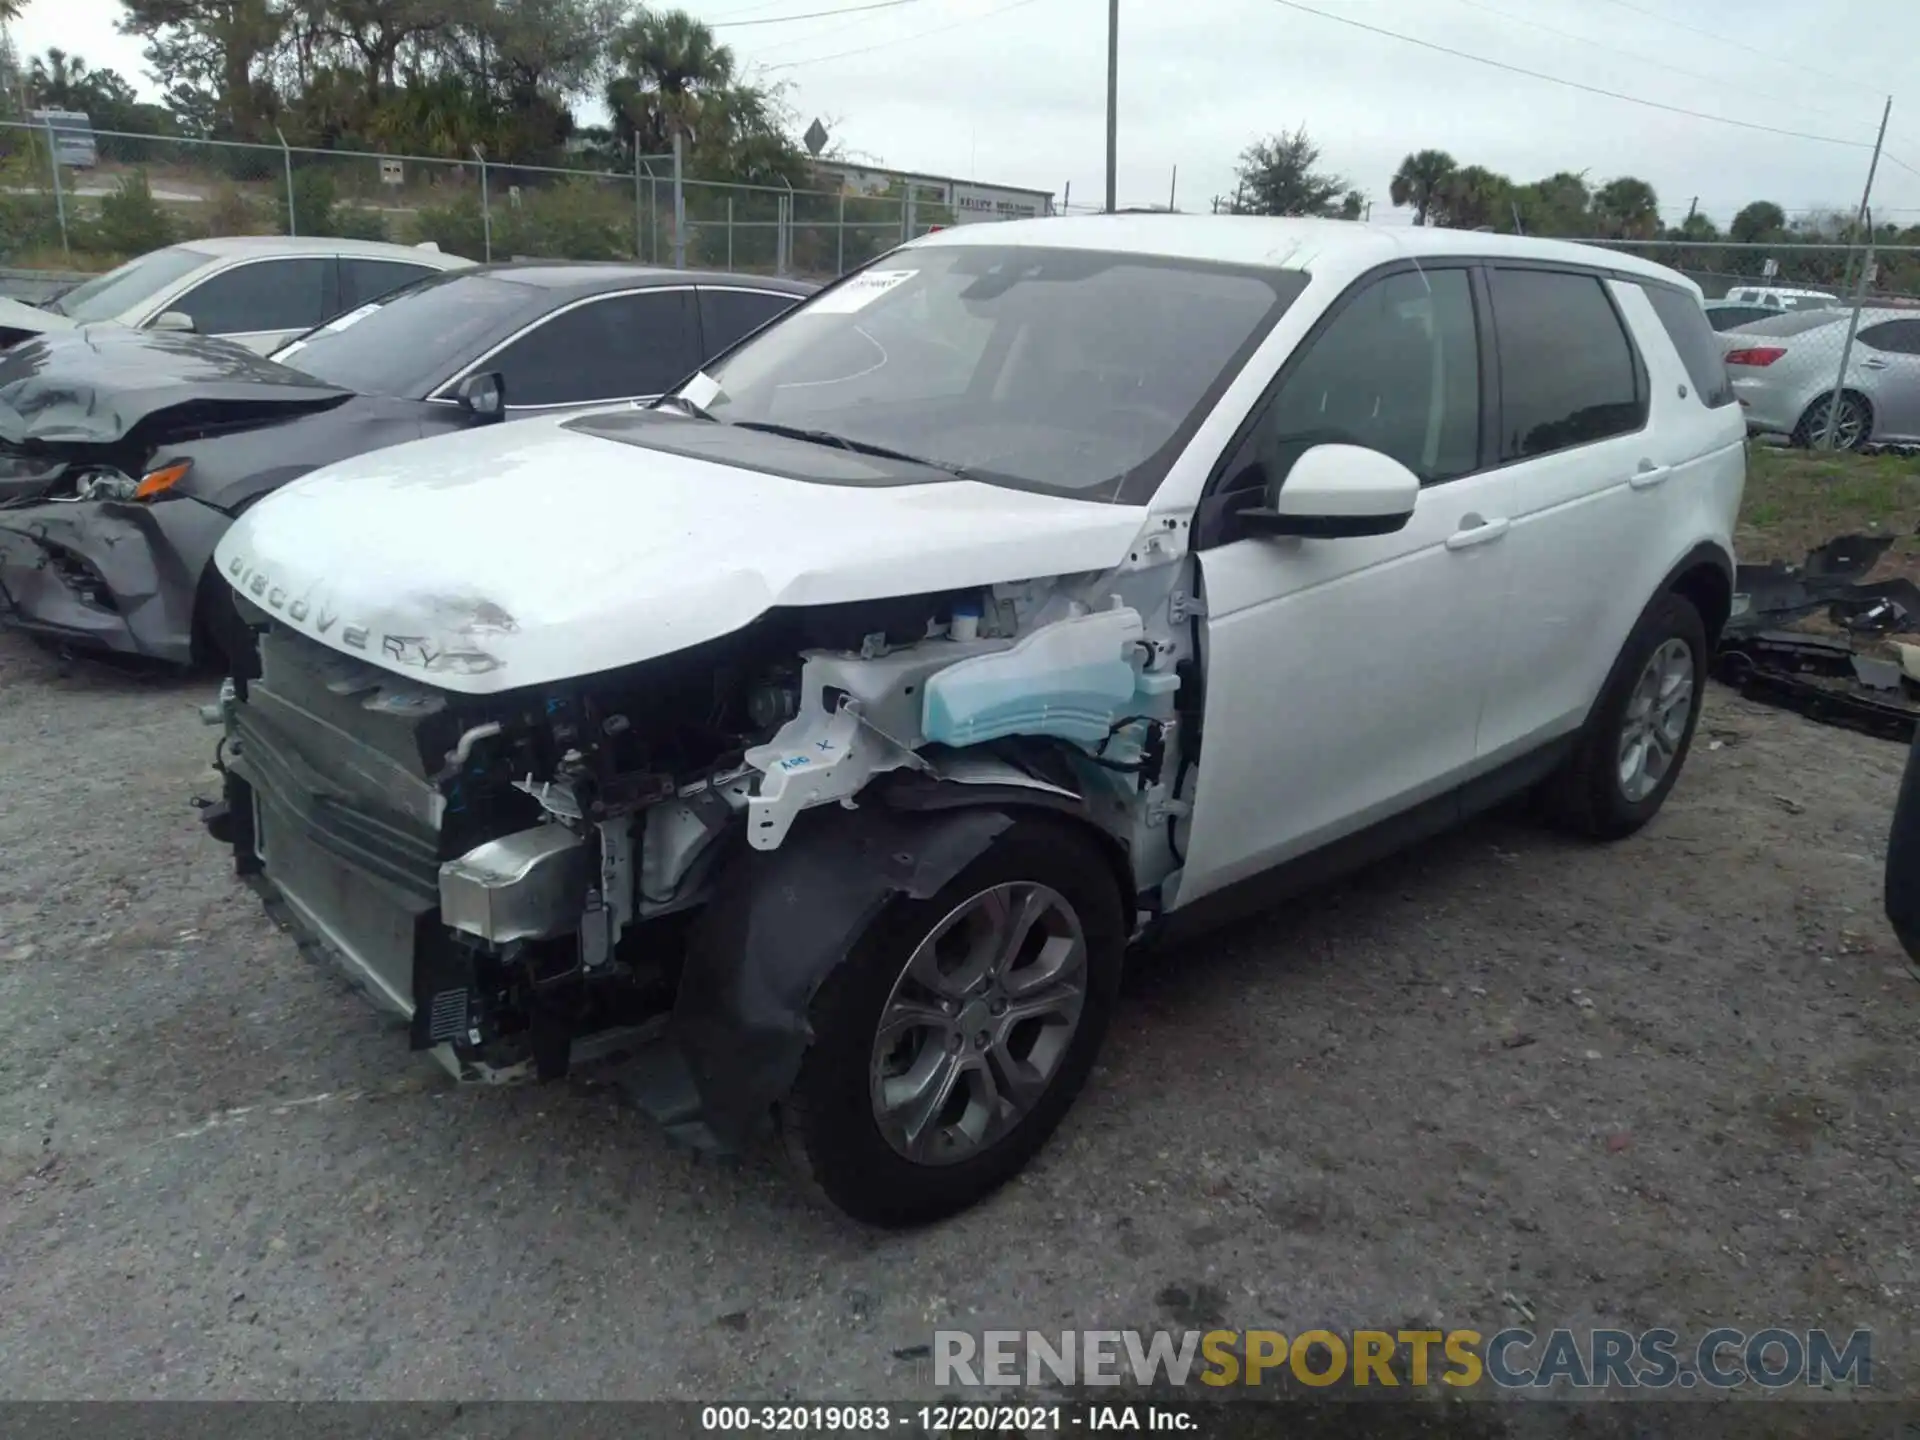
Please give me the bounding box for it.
[202,217,1745,1226]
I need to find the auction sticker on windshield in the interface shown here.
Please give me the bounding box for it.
[809,270,916,313]
[275,301,381,359]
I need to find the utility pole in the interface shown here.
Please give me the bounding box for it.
[1168,164,1176,213]
[1105,0,1121,213]
[1822,96,1892,450]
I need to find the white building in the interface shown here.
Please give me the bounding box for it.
[808,160,1055,225]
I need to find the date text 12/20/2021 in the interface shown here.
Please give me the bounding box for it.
[700,1404,1196,1432]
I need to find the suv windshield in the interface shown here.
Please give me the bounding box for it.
[272,271,540,397]
[46,245,210,321]
[689,244,1308,502]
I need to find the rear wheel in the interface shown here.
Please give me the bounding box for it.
[1541,591,1707,840]
[782,818,1125,1227]
[1793,391,1872,451]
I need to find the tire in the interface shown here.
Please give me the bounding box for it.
[1541,590,1707,841]
[190,501,260,674]
[1792,391,1872,451]
[190,561,247,674]
[782,817,1126,1227]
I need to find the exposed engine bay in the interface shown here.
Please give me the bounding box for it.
[205,556,1202,1146]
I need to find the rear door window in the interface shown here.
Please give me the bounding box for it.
[169,258,335,337]
[1857,319,1920,354]
[340,259,438,311]
[698,287,801,356]
[490,289,701,406]
[1487,268,1646,461]
[1643,285,1735,408]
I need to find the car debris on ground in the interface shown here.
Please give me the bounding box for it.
[1718,530,1920,742]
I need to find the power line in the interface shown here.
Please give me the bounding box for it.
[1883,152,1920,185]
[1440,0,1881,134]
[1264,0,1874,149]
[1585,0,1866,91]
[712,0,930,28]
[765,0,1047,70]
[698,0,817,20]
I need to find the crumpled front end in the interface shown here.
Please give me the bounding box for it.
[204,554,1198,1149]
[0,495,226,665]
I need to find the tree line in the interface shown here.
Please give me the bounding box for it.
[0,4,966,271]
[0,1,819,190]
[1219,129,1913,292]
[0,5,1910,291]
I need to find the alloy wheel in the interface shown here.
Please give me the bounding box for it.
[1617,637,1696,804]
[869,881,1088,1167]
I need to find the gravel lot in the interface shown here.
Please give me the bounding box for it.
[1,626,1915,1405]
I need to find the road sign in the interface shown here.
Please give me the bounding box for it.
[804,118,829,157]
[1762,257,1779,278]
[379,159,403,187]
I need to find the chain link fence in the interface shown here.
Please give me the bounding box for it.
[0,121,970,280]
[1582,236,1920,451]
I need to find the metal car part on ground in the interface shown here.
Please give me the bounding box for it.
[1718,532,1920,742]
[0,267,813,668]
[196,215,1744,1226]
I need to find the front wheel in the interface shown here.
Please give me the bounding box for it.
[782,818,1125,1227]
[1541,591,1707,840]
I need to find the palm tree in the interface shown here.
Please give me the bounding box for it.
[1389,149,1455,225]
[29,46,90,107]
[1591,176,1660,240]
[0,1,24,25]
[1433,165,1511,230]
[605,8,737,157]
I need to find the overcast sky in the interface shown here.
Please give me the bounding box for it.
[11,0,1920,227]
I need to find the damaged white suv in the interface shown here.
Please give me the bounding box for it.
[202,217,1745,1225]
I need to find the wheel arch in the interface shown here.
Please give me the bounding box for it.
[672,792,1129,1151]
[1663,540,1735,649]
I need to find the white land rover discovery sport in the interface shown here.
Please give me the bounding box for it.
[201,216,1744,1226]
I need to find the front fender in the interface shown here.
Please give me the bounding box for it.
[671,803,1015,1150]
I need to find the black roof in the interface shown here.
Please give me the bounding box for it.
[468,261,816,296]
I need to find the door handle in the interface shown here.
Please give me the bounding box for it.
[1862,356,1890,370]
[1445,515,1509,550]
[1630,462,1672,489]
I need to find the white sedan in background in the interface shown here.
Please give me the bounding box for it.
[0,235,471,353]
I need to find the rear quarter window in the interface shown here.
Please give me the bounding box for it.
[1643,284,1735,408]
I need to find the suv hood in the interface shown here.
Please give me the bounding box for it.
[0,325,349,449]
[214,418,1153,694]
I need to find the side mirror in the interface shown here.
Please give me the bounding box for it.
[151,310,195,333]
[1238,443,1419,538]
[453,371,506,423]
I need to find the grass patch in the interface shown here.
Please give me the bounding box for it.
[1737,444,1920,566]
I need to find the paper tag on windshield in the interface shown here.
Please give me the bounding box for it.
[808,269,916,314]
[319,302,380,334]
[679,370,722,411]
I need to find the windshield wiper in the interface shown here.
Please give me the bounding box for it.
[647,392,716,421]
[728,421,973,478]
